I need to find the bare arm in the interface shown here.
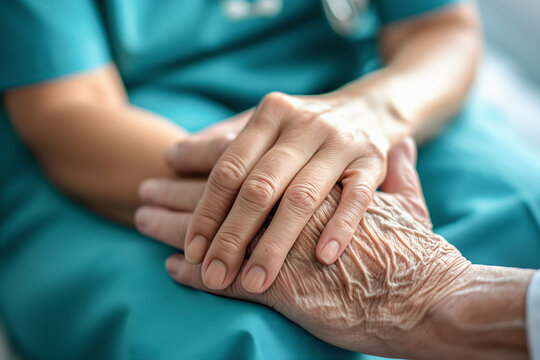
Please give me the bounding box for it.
[333,1,481,144]
[4,65,188,224]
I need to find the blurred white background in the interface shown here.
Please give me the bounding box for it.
[476,0,540,152]
[478,0,540,83]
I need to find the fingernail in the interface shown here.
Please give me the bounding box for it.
[134,207,154,230]
[165,256,181,276]
[242,266,267,293]
[185,235,208,264]
[319,240,340,264]
[139,179,159,201]
[203,259,227,289]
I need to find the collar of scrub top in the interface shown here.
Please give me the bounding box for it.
[220,0,377,39]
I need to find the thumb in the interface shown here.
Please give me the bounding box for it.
[380,137,431,228]
[165,134,235,174]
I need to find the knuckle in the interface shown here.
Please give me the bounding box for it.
[331,128,355,145]
[271,146,298,162]
[261,91,289,107]
[257,92,295,120]
[215,230,245,257]
[350,181,374,210]
[258,239,286,260]
[365,141,387,163]
[285,183,320,216]
[302,114,344,143]
[240,175,277,210]
[335,214,358,236]
[211,154,248,191]
[195,206,221,230]
[303,113,327,129]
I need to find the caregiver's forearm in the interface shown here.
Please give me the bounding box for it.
[4,65,188,224]
[329,2,480,144]
[405,265,534,360]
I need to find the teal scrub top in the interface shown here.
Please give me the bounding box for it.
[1,1,496,360]
[0,0,458,132]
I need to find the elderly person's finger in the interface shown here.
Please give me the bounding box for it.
[135,207,192,249]
[380,137,431,228]
[136,177,207,248]
[165,135,235,174]
[139,177,206,210]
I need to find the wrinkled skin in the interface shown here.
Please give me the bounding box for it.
[169,184,471,358]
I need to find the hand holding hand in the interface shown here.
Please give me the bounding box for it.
[176,92,406,294]
[163,138,470,358]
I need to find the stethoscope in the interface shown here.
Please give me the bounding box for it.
[220,0,373,38]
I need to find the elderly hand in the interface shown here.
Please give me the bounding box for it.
[159,138,471,357]
[168,91,410,294]
[138,137,533,360]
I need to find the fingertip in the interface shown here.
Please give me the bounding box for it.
[201,258,228,290]
[241,265,268,294]
[139,179,159,202]
[184,234,208,264]
[165,255,183,276]
[134,206,152,232]
[317,239,341,265]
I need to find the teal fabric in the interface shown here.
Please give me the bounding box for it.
[418,101,540,268]
[0,1,110,89]
[375,0,462,23]
[2,1,539,360]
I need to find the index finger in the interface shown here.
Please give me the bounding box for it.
[183,109,280,264]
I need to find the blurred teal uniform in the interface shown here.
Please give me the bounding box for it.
[1,1,539,359]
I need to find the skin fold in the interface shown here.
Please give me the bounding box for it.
[167,184,469,358]
[165,141,533,359]
[248,186,468,357]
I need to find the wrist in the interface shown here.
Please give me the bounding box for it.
[416,264,534,360]
[324,74,412,148]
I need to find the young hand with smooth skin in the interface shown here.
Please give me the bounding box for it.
[170,2,480,294]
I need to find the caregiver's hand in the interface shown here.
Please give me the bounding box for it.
[178,91,405,293]
[164,138,471,358]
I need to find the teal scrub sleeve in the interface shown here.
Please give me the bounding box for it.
[0,0,111,90]
[375,0,463,24]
